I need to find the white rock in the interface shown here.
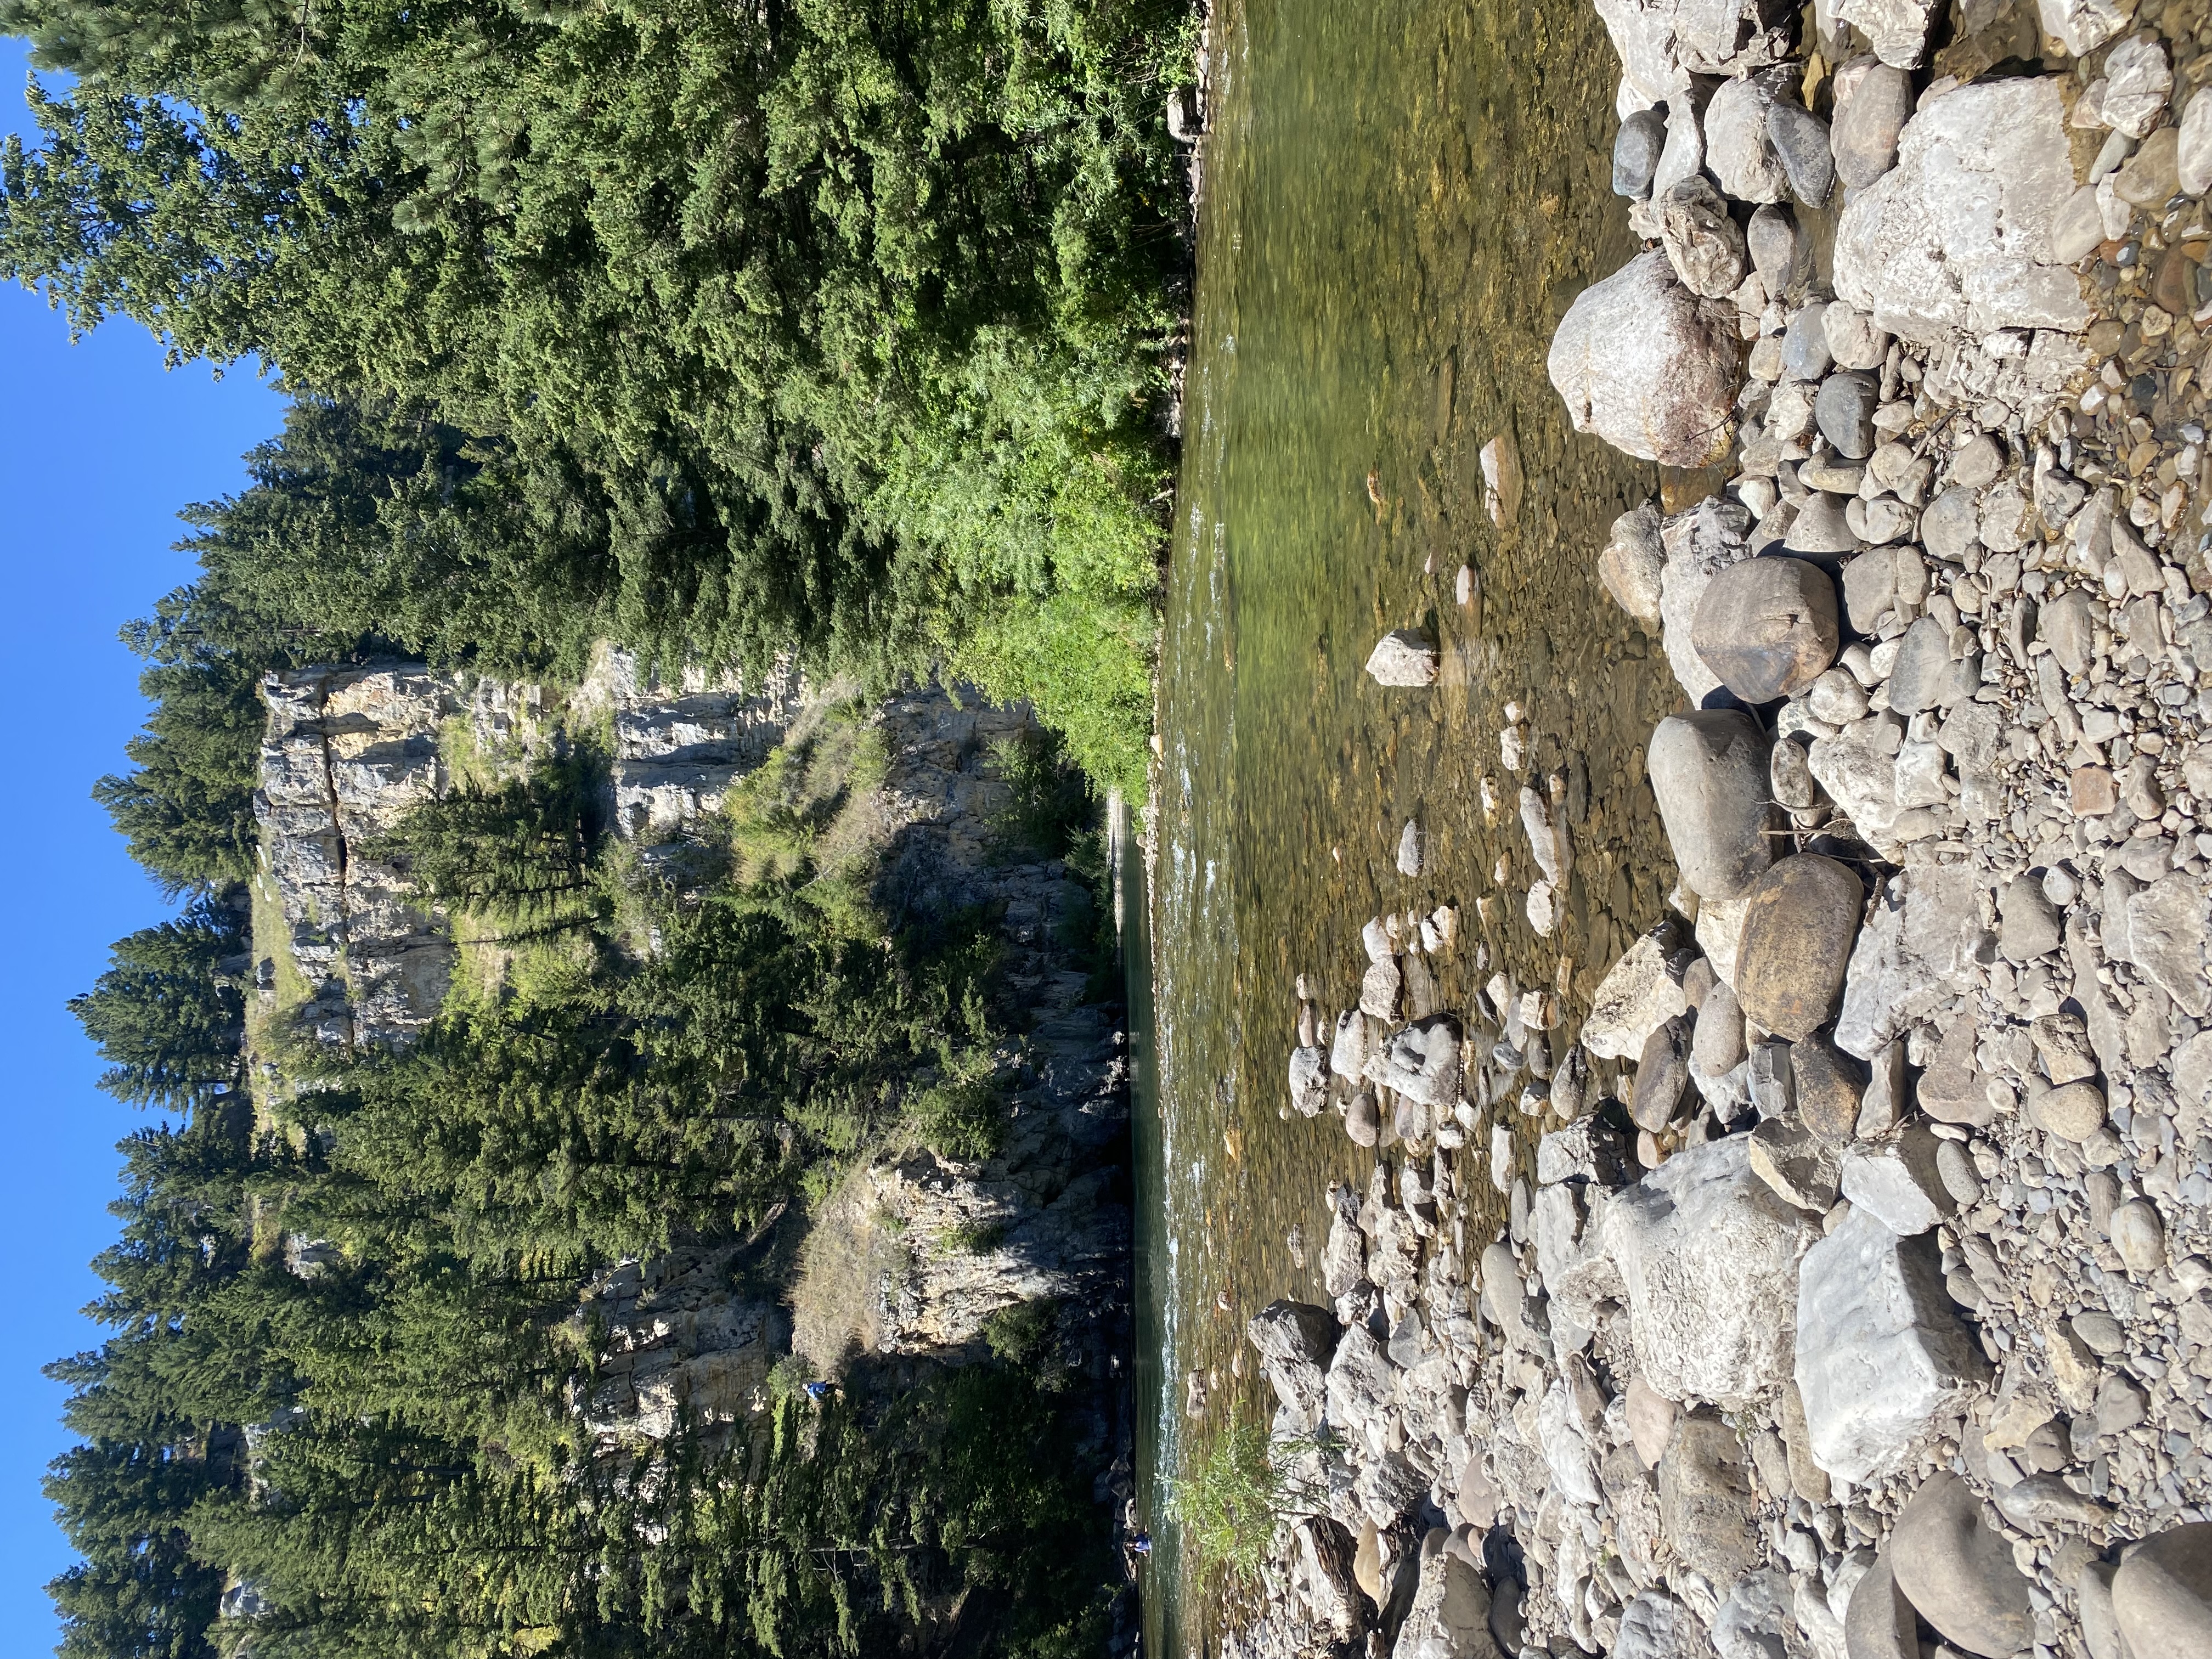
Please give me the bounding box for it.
[2126,873,2210,1018]
[1595,0,1796,104]
[1592,1136,1818,1402]
[2099,33,2172,140]
[1808,713,1906,857]
[1838,1129,1952,1234]
[1366,630,1440,686]
[1548,251,1740,468]
[1833,78,2090,347]
[1585,931,1691,1059]
[1834,855,1990,1061]
[1703,71,1791,203]
[1538,1379,1604,1506]
[1835,0,1936,69]
[1520,786,1571,886]
[2035,0,2130,57]
[1796,1206,1984,1485]
[2181,89,2212,199]
[1658,496,1754,704]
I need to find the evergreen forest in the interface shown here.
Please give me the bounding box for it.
[9,0,1187,1651]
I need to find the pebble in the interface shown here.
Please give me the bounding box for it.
[1815,372,1879,459]
[2110,1199,2165,1273]
[2029,1080,2107,1142]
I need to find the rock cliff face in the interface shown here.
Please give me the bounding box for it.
[250,657,1130,1450]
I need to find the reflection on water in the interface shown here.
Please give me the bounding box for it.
[1133,0,1706,1649]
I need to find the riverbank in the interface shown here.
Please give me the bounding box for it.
[1216,2,2212,1655]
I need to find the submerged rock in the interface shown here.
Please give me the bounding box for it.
[1365,629,1440,686]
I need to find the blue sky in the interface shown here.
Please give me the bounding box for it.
[0,39,283,1654]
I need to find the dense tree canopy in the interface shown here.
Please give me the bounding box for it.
[2,0,1191,788]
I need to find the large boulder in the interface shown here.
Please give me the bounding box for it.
[1391,1533,1500,1659]
[1595,0,1796,103]
[1796,1208,1984,1485]
[1833,854,1991,1061]
[1593,1135,1818,1401]
[1548,251,1740,467]
[1648,710,1776,905]
[1249,1300,1340,1431]
[1832,78,2089,347]
[1689,556,1839,703]
[1658,497,1755,704]
[1888,1474,2034,1658]
[1656,1411,1763,1587]
[2113,1523,2212,1657]
[1733,854,1863,1040]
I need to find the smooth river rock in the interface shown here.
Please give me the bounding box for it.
[1614,106,1666,198]
[1649,710,1775,904]
[1734,854,1863,1040]
[1815,371,1879,459]
[2113,1523,2212,1658]
[1548,251,1740,467]
[1888,1472,2034,1658]
[1844,1555,1922,1659]
[1831,57,1911,189]
[1632,1015,1694,1131]
[1689,556,1839,703]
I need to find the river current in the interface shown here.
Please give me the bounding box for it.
[1128,0,1712,1650]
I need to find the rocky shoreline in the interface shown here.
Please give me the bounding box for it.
[1221,1,2212,1656]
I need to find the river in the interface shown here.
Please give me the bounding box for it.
[1128,0,1712,1650]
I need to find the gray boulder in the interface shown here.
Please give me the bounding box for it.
[1830,57,1911,189]
[1649,710,1775,904]
[1548,251,1740,467]
[1705,69,1792,202]
[1657,1411,1763,1587]
[1595,1135,1817,1400]
[1767,99,1834,206]
[1657,176,1748,298]
[1600,500,1667,627]
[1615,106,1667,198]
[1690,556,1839,704]
[1391,1532,1500,1659]
[1815,371,1878,460]
[2113,1523,2212,1658]
[1888,1473,2033,1658]
[1797,1210,1984,1485]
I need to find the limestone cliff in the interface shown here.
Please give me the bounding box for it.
[248,655,1131,1456]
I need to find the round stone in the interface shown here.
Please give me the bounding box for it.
[1690,556,1841,704]
[1632,1015,1694,1132]
[1345,1090,1380,1147]
[1888,1472,2034,1659]
[1613,106,1666,198]
[2114,1522,2212,1657]
[1815,372,1879,460]
[2029,1080,2106,1141]
[1733,855,1865,1041]
[1791,1037,1863,1142]
[2111,1199,2166,1274]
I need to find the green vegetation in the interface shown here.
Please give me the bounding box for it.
[51,724,1122,1655]
[0,0,1197,794]
[1168,1413,1310,1585]
[21,0,1170,1644]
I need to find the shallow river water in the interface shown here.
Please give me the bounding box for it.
[1129,0,1719,1650]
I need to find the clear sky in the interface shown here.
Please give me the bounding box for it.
[0,39,284,1655]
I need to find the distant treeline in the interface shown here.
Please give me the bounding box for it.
[12,0,1178,1649]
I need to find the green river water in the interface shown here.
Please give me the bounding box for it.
[1129,0,1716,1649]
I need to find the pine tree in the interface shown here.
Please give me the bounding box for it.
[69,899,246,1110]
